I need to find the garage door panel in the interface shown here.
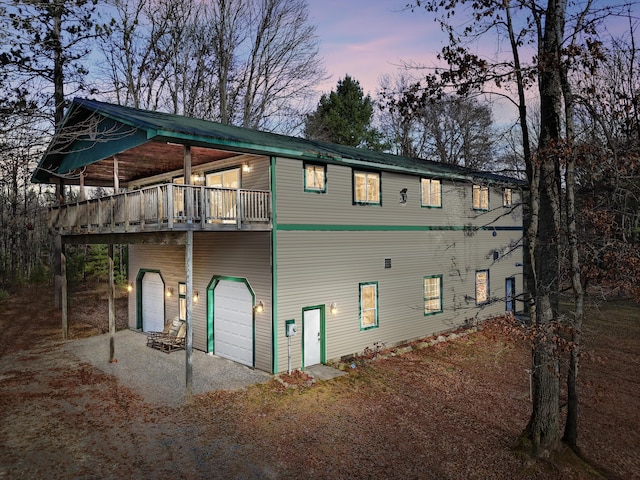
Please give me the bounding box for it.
[142,272,164,332]
[214,280,253,367]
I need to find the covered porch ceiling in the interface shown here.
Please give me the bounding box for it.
[80,142,243,187]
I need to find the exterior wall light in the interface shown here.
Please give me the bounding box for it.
[166,287,174,297]
[330,302,338,315]
[193,291,199,302]
[127,281,133,292]
[254,300,264,314]
[242,163,251,173]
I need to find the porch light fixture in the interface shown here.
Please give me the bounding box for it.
[330,302,338,315]
[193,291,199,302]
[166,287,174,297]
[242,162,251,173]
[254,300,264,314]
[127,281,133,292]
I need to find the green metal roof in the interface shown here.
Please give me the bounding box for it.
[32,97,525,186]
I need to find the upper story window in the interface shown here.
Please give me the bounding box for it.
[304,164,326,193]
[503,187,513,207]
[424,275,443,315]
[360,282,379,329]
[206,168,239,189]
[472,184,489,210]
[421,178,442,208]
[354,171,380,205]
[475,270,489,305]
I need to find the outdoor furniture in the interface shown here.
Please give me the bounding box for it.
[146,320,186,353]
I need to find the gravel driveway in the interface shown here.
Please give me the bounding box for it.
[65,330,271,407]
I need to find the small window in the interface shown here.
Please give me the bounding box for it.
[424,275,443,315]
[178,282,186,321]
[354,171,380,205]
[475,270,489,305]
[360,282,378,329]
[304,164,326,193]
[473,185,489,210]
[503,187,512,207]
[421,178,442,207]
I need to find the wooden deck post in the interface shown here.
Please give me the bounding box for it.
[61,249,68,340]
[184,145,193,223]
[54,234,62,308]
[113,156,120,192]
[185,230,194,403]
[108,244,116,363]
[79,171,86,202]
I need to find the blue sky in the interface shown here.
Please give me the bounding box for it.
[307,1,445,96]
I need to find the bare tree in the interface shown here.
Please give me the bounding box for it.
[406,0,632,457]
[100,0,326,133]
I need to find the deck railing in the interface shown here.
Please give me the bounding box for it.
[50,184,271,233]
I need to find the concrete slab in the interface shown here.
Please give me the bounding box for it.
[305,364,347,381]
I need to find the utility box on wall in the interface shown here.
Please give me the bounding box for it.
[285,319,297,337]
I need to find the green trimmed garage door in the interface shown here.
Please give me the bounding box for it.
[141,272,165,332]
[213,280,253,367]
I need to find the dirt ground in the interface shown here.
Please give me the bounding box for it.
[1,284,639,479]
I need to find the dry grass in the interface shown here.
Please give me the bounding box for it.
[0,286,638,479]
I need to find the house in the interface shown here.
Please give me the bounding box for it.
[33,98,524,376]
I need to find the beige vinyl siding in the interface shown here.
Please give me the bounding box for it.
[128,231,272,372]
[274,157,522,228]
[275,229,522,372]
[239,156,270,191]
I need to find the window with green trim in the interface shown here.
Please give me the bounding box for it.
[475,270,489,305]
[473,184,489,210]
[304,164,326,193]
[360,282,378,329]
[178,282,186,321]
[421,178,442,207]
[354,171,380,204]
[424,275,443,315]
[503,187,512,207]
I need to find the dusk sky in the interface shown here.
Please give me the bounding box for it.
[307,1,445,96]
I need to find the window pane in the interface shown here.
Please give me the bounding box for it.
[206,173,222,187]
[424,277,441,313]
[306,165,325,190]
[481,188,488,209]
[179,298,186,321]
[179,284,186,295]
[431,180,441,207]
[315,169,325,189]
[503,188,512,206]
[367,174,379,202]
[421,179,429,205]
[362,285,375,308]
[222,170,238,188]
[476,271,488,303]
[361,284,377,328]
[355,173,367,201]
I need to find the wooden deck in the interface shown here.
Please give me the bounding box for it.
[50,184,271,234]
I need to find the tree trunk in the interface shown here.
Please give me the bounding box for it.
[53,2,65,127]
[525,0,566,455]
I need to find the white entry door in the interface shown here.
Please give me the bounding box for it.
[213,280,254,367]
[303,308,321,367]
[141,272,164,332]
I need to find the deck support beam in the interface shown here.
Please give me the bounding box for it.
[184,146,193,222]
[108,244,116,363]
[185,229,194,403]
[61,249,68,340]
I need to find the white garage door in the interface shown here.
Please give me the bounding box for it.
[142,272,165,332]
[214,280,253,367]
